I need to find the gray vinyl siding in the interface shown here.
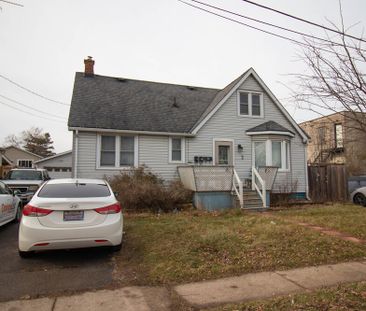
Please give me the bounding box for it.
[139,135,184,181]
[186,74,307,193]
[74,132,100,179]
[74,131,185,181]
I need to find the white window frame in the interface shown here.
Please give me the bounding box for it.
[96,134,139,169]
[334,123,343,148]
[17,159,33,168]
[237,91,264,118]
[212,138,235,166]
[252,139,290,172]
[169,137,185,163]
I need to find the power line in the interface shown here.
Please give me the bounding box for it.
[0,74,69,106]
[0,100,66,124]
[178,0,364,61]
[0,0,23,7]
[179,0,303,44]
[241,0,366,43]
[0,94,67,120]
[188,0,366,53]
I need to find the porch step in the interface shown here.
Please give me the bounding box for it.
[242,207,268,212]
[233,190,264,210]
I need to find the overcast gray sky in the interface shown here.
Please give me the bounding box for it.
[0,0,365,152]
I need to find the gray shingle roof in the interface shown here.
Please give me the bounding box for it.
[246,121,294,134]
[68,73,220,133]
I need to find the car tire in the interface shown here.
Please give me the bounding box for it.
[18,250,34,258]
[111,243,122,252]
[12,204,22,223]
[353,193,366,207]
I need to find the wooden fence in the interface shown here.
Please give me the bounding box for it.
[308,164,348,202]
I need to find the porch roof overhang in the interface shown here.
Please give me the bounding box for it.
[246,131,295,137]
[246,121,295,138]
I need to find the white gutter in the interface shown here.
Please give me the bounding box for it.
[68,127,195,137]
[74,130,79,178]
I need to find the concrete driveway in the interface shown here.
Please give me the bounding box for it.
[0,222,116,302]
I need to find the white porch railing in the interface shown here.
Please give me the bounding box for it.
[233,169,243,208]
[252,167,267,208]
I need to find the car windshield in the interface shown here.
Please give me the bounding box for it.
[38,183,111,198]
[7,170,43,180]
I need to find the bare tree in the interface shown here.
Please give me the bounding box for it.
[2,134,23,148]
[1,127,55,157]
[292,7,366,133]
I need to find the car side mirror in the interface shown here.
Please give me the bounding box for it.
[13,189,21,196]
[113,191,119,197]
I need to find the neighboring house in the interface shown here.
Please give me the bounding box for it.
[34,151,72,179]
[300,112,366,176]
[0,146,43,178]
[0,150,12,179]
[68,57,309,200]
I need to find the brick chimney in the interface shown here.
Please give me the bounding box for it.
[84,56,95,77]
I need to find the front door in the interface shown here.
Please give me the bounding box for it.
[215,141,233,165]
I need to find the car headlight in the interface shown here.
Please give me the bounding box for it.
[28,185,39,192]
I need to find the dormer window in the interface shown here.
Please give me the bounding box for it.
[238,91,263,117]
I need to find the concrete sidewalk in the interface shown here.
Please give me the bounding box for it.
[0,287,171,311]
[1,261,366,310]
[175,260,366,308]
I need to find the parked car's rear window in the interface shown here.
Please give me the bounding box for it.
[38,183,111,198]
[7,170,43,180]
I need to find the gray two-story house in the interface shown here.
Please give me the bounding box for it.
[68,57,309,205]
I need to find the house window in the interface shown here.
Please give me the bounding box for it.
[335,124,343,148]
[18,159,33,168]
[272,141,282,168]
[120,136,135,166]
[100,136,116,167]
[253,140,290,171]
[254,142,266,167]
[238,91,263,117]
[98,135,137,168]
[239,93,249,115]
[318,127,326,143]
[169,137,185,163]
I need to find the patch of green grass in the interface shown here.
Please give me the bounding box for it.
[115,210,366,285]
[278,203,366,240]
[209,281,366,311]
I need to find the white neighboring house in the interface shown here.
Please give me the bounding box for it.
[68,58,309,205]
[34,151,72,179]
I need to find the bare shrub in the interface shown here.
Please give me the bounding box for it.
[271,180,299,206]
[108,166,192,213]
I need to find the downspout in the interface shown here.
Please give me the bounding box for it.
[74,130,79,178]
[304,144,310,200]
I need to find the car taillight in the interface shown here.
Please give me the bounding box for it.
[23,204,53,217]
[94,203,121,214]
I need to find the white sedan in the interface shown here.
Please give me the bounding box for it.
[0,181,22,227]
[351,186,366,207]
[18,179,123,258]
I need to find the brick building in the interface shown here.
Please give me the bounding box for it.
[300,112,366,176]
